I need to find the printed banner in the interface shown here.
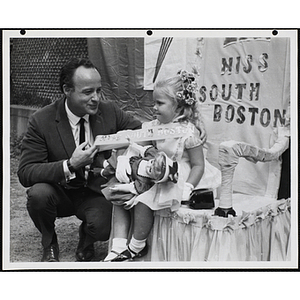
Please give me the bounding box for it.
[94,123,190,151]
[144,37,290,197]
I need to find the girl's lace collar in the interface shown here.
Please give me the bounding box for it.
[154,115,186,126]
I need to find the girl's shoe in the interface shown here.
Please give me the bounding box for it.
[103,250,123,262]
[110,244,148,262]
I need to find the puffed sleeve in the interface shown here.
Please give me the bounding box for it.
[184,123,202,149]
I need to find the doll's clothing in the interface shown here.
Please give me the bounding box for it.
[101,146,158,202]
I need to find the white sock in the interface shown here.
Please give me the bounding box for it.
[128,236,147,254]
[111,238,127,252]
[104,238,127,261]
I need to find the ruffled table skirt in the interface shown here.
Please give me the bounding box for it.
[147,196,291,261]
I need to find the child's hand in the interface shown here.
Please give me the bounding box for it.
[110,182,137,194]
[182,182,194,201]
[111,199,127,206]
[123,195,139,210]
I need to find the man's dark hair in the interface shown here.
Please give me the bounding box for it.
[59,58,98,93]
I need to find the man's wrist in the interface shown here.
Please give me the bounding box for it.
[67,159,76,173]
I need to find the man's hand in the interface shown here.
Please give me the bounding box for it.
[115,155,131,183]
[69,142,98,170]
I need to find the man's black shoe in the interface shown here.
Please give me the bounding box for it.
[75,223,95,262]
[76,244,95,262]
[42,244,59,262]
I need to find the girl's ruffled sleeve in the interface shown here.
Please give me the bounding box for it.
[184,124,202,149]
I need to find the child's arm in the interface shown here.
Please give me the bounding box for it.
[182,145,205,200]
[186,145,205,186]
[196,119,207,144]
[194,102,207,144]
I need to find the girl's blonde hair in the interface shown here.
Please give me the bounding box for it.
[154,72,201,126]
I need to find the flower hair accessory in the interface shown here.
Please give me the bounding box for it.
[176,70,198,106]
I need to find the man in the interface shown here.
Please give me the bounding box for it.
[18,58,141,262]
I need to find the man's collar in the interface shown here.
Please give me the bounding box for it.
[65,101,89,125]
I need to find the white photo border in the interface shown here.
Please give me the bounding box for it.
[2,29,298,270]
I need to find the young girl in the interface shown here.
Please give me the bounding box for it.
[104,70,221,262]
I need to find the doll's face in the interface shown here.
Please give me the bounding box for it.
[145,158,164,180]
[153,88,179,124]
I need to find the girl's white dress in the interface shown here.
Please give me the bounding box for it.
[135,119,221,211]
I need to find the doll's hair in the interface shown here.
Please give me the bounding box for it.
[153,152,178,183]
[154,70,201,126]
[150,152,166,181]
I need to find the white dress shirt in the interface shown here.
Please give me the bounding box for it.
[63,101,94,181]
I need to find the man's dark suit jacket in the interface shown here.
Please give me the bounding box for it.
[18,98,141,193]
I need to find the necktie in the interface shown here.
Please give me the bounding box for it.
[79,118,86,178]
[79,118,85,145]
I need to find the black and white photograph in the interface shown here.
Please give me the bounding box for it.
[2,29,298,271]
